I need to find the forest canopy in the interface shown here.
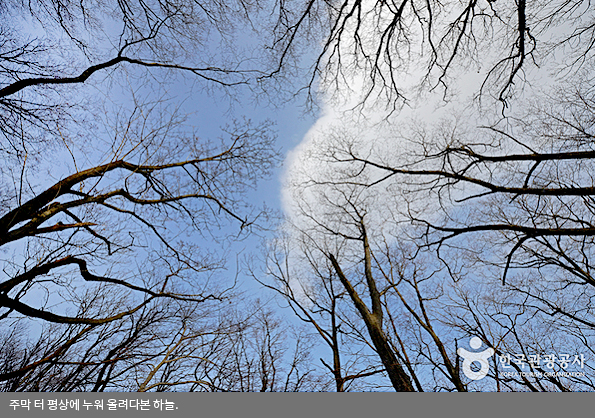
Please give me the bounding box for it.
[1,0,594,391]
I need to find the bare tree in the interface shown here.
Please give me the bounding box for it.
[265,0,595,392]
[281,58,595,390]
[266,0,595,109]
[5,0,595,392]
[0,1,285,390]
[187,304,321,392]
[255,230,388,391]
[275,168,477,391]
[309,67,595,310]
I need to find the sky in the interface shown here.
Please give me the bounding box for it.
[1,4,324,341]
[4,0,594,392]
[279,0,571,238]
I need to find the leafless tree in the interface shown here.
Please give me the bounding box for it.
[0,297,323,392]
[187,304,322,392]
[255,230,388,391]
[0,0,286,390]
[275,171,477,391]
[267,0,595,109]
[281,56,595,389]
[310,67,595,309]
[5,0,595,392]
[264,0,595,392]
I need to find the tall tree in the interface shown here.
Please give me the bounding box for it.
[0,0,284,389]
[279,0,595,391]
